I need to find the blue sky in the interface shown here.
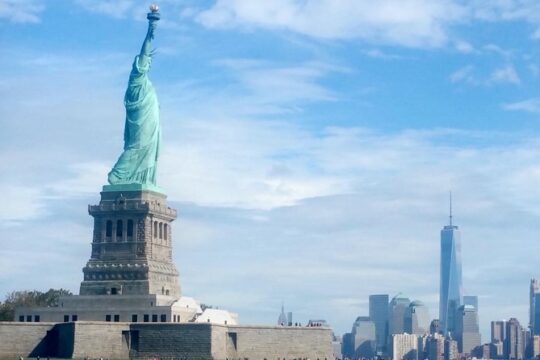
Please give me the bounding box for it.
[1,0,540,338]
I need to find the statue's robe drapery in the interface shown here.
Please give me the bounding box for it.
[108,54,160,185]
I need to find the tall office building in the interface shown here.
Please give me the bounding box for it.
[430,319,441,335]
[444,335,458,360]
[506,318,524,360]
[390,295,411,334]
[405,300,431,335]
[389,294,412,356]
[530,279,540,335]
[392,333,418,360]
[455,305,481,355]
[532,335,540,358]
[427,334,445,360]
[277,304,287,325]
[491,320,506,358]
[463,295,478,310]
[342,332,354,358]
[439,195,463,335]
[370,294,389,354]
[352,316,377,358]
[418,334,430,360]
[492,320,506,343]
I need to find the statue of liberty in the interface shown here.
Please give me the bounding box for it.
[107,5,161,187]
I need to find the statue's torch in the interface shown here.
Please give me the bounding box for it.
[147,4,160,21]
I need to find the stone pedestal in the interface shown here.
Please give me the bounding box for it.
[81,188,180,298]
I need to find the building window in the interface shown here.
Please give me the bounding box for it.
[106,315,111,322]
[114,314,120,322]
[144,314,149,322]
[164,224,168,240]
[64,315,69,322]
[154,221,157,238]
[132,314,138,322]
[19,315,24,322]
[127,219,134,237]
[159,222,163,239]
[152,314,158,322]
[160,314,166,322]
[26,315,32,322]
[173,315,176,322]
[72,315,78,322]
[34,315,40,322]
[177,315,180,322]
[106,220,112,237]
[116,220,123,238]
[111,287,118,295]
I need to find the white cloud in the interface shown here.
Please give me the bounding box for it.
[197,0,466,48]
[489,64,521,84]
[450,64,521,86]
[454,40,475,54]
[0,0,43,23]
[528,64,540,77]
[503,98,540,113]
[363,49,405,60]
[0,185,46,224]
[450,65,476,84]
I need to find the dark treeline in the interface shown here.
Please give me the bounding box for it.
[0,288,72,321]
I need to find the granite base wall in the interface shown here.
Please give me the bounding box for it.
[129,323,214,359]
[71,322,130,359]
[0,322,56,359]
[229,325,333,360]
[0,322,333,360]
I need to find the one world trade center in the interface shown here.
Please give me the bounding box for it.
[439,195,463,335]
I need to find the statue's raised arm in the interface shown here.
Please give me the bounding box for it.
[140,6,159,58]
[107,5,162,189]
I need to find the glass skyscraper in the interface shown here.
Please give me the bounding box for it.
[530,279,540,335]
[439,198,463,335]
[352,316,377,358]
[369,294,389,354]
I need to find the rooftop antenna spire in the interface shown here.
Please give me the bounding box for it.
[449,191,453,226]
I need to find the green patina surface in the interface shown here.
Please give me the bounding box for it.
[107,12,161,188]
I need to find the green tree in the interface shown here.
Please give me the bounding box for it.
[0,288,72,321]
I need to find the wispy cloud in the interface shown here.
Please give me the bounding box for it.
[454,40,476,54]
[363,49,406,60]
[159,58,345,118]
[0,0,44,23]
[503,98,540,113]
[450,65,476,84]
[450,64,521,85]
[75,0,137,19]
[489,64,521,84]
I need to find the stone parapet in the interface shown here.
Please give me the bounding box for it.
[0,322,333,360]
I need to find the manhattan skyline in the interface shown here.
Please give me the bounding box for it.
[1,0,540,339]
